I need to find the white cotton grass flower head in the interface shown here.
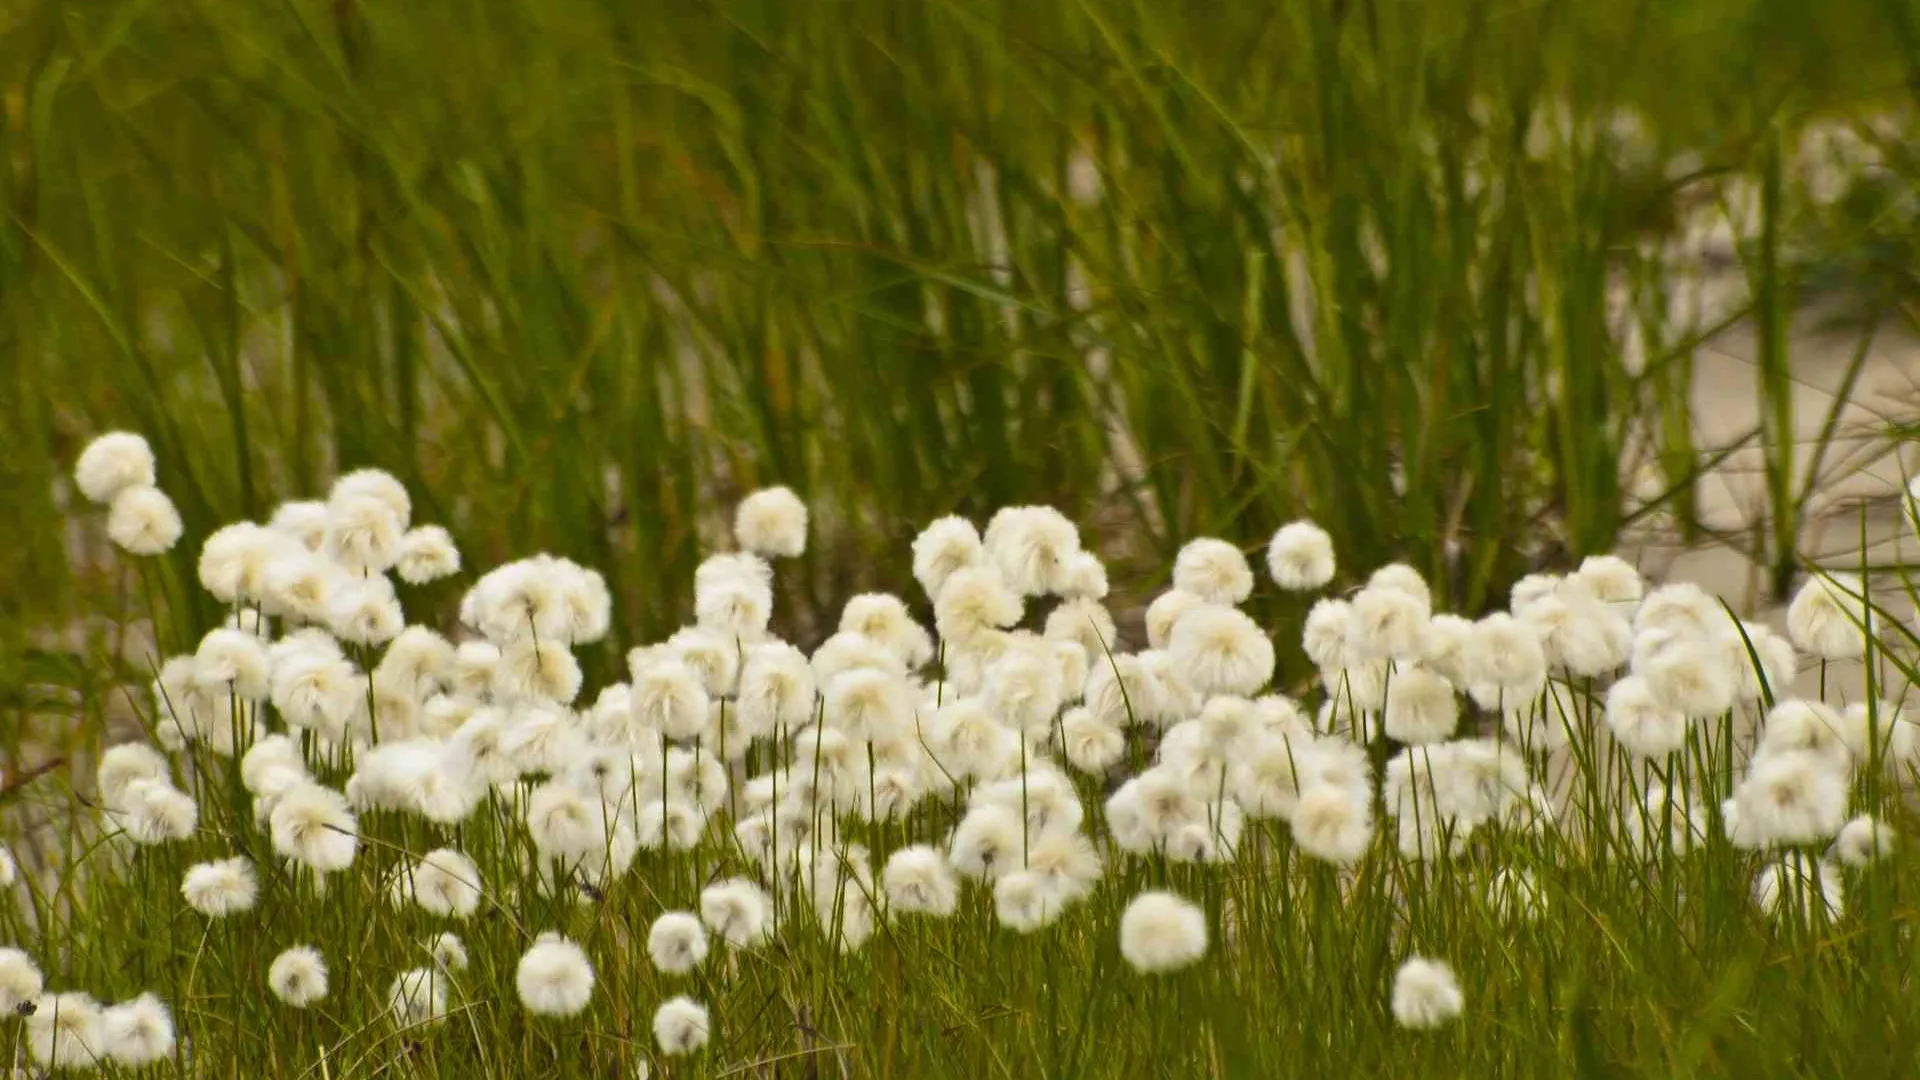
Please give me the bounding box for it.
[195,627,273,700]
[1785,571,1871,660]
[268,500,330,550]
[268,947,328,1007]
[629,658,711,742]
[1573,554,1645,604]
[882,845,961,916]
[700,879,773,948]
[648,913,710,975]
[269,782,359,872]
[1118,890,1208,974]
[102,992,175,1066]
[1391,957,1464,1030]
[983,505,1080,595]
[839,593,935,668]
[75,432,157,503]
[1637,639,1738,720]
[1523,593,1631,676]
[1267,520,1336,591]
[653,996,711,1056]
[119,778,198,845]
[934,565,1023,645]
[1381,667,1458,745]
[27,991,106,1070]
[734,485,809,558]
[1292,783,1373,865]
[496,638,584,704]
[1488,869,1546,922]
[1605,675,1688,758]
[1143,589,1206,651]
[1833,814,1896,867]
[1301,598,1355,672]
[1059,550,1110,599]
[994,870,1069,933]
[1753,853,1844,922]
[1045,596,1118,662]
[388,967,449,1028]
[1173,537,1255,605]
[1730,749,1849,849]
[912,515,984,599]
[0,844,13,888]
[517,933,595,1018]
[182,856,258,917]
[1465,613,1547,693]
[0,948,44,1013]
[1348,585,1431,664]
[405,848,484,919]
[1169,605,1274,697]
[98,742,172,812]
[948,804,1024,881]
[1755,699,1850,766]
[396,525,461,584]
[428,932,470,972]
[1059,707,1126,775]
[1837,699,1919,769]
[107,486,184,555]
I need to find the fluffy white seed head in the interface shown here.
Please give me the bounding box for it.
[268,947,329,1007]
[934,565,1023,645]
[1391,957,1464,1029]
[1382,667,1458,745]
[1144,589,1205,651]
[630,658,711,742]
[269,782,359,872]
[396,525,462,584]
[912,516,984,599]
[0,948,44,1014]
[1753,853,1844,923]
[1731,750,1849,849]
[1118,891,1208,974]
[517,933,595,1018]
[700,879,773,948]
[983,506,1081,595]
[76,432,157,503]
[98,743,171,812]
[408,848,484,919]
[652,996,711,1056]
[1291,784,1373,865]
[840,593,935,668]
[388,968,448,1028]
[107,486,184,555]
[27,991,106,1070]
[102,992,175,1066]
[182,857,258,917]
[1267,521,1336,591]
[647,913,710,975]
[734,486,809,558]
[1604,675,1688,758]
[1173,538,1254,605]
[428,932,469,972]
[1170,606,1274,698]
[1833,814,1896,867]
[1573,554,1644,603]
[1786,572,1871,660]
[882,844,960,917]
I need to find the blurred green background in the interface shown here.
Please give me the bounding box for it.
[5,0,1919,681]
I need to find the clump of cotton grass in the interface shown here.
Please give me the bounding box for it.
[1118,891,1207,974]
[653,996,711,1056]
[517,933,595,1018]
[1391,958,1464,1030]
[268,947,329,1007]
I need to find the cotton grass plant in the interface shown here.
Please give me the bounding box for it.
[5,431,1920,1076]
